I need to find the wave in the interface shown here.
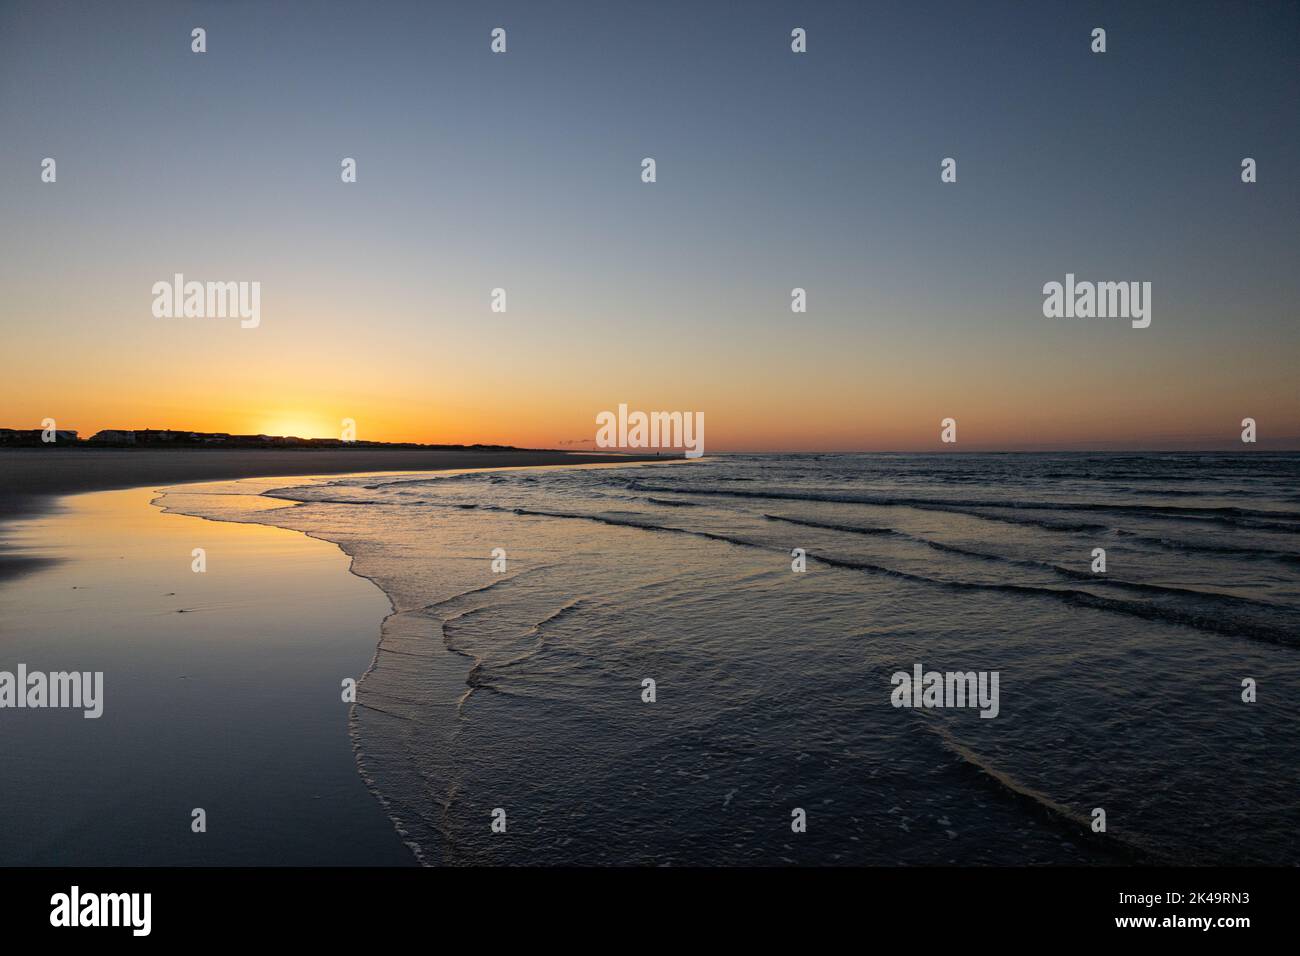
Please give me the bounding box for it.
[915,717,1173,864]
[466,598,587,690]
[465,504,1300,648]
[764,514,897,536]
[762,513,1293,613]
[1143,537,1300,565]
[628,482,1300,531]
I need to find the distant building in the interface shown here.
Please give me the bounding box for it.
[90,430,137,444]
[135,429,181,444]
[88,429,242,445]
[3,427,516,453]
[0,428,79,444]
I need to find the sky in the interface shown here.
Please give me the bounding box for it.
[1,0,1297,451]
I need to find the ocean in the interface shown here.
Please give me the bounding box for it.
[159,453,1300,866]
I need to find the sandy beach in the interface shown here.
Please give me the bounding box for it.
[0,448,663,582]
[0,448,664,865]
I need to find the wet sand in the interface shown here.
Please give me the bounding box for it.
[0,486,418,864]
[0,447,661,581]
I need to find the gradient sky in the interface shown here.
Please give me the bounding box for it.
[1,0,1297,450]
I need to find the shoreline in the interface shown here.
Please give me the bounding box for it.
[0,447,667,582]
[1,456,686,865]
[0,484,419,864]
[0,454,671,865]
[144,460,696,866]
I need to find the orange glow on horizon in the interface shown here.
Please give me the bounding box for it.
[3,314,1297,452]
